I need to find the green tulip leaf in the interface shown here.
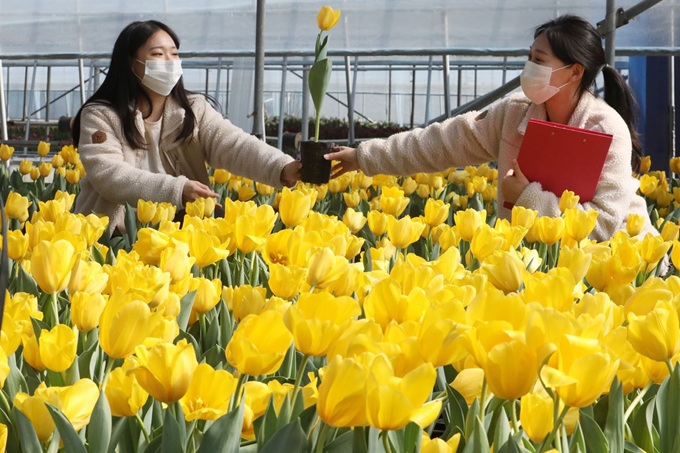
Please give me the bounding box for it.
[161,406,183,453]
[492,405,511,452]
[88,391,112,453]
[442,384,467,440]
[13,406,43,453]
[579,411,609,453]
[197,399,245,453]
[13,265,38,296]
[326,429,353,453]
[177,291,196,332]
[45,403,87,453]
[107,417,127,453]
[604,378,624,453]
[309,58,333,116]
[496,433,521,453]
[631,397,654,453]
[623,441,647,453]
[260,419,308,453]
[463,398,480,441]
[403,422,422,453]
[461,417,489,453]
[656,365,680,453]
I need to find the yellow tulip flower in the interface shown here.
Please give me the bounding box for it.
[510,206,538,229]
[380,186,410,217]
[454,208,486,242]
[99,290,162,359]
[325,318,384,360]
[557,246,592,283]
[159,245,196,284]
[625,213,646,237]
[5,192,30,223]
[267,263,307,300]
[564,208,598,242]
[39,324,77,372]
[37,140,50,157]
[470,224,505,261]
[105,357,149,417]
[188,277,222,315]
[627,301,680,362]
[317,354,370,427]
[364,278,429,330]
[5,230,29,261]
[483,340,538,400]
[19,159,32,175]
[480,250,525,293]
[152,202,177,224]
[44,379,100,431]
[387,215,427,249]
[610,239,643,285]
[226,310,293,376]
[30,238,77,294]
[638,174,658,196]
[523,268,575,312]
[541,336,619,408]
[233,206,277,254]
[343,191,361,208]
[132,228,175,266]
[227,284,267,322]
[365,355,441,431]
[342,208,367,234]
[661,222,680,242]
[51,153,64,168]
[306,247,347,289]
[421,432,461,453]
[279,187,314,227]
[424,199,450,228]
[639,233,671,271]
[185,197,216,219]
[137,200,157,224]
[68,259,109,295]
[367,211,390,236]
[418,305,468,368]
[180,363,236,421]
[520,392,554,443]
[0,144,14,161]
[558,190,580,212]
[13,389,55,443]
[530,216,565,245]
[186,228,231,268]
[70,292,107,332]
[129,339,198,404]
[450,368,484,405]
[284,292,361,357]
[316,6,341,31]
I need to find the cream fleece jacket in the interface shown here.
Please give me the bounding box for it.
[357,91,657,242]
[75,95,294,233]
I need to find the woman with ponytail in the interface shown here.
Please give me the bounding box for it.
[326,14,657,241]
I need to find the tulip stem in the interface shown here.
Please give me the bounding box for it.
[623,381,653,424]
[102,356,115,389]
[380,431,394,453]
[230,373,248,412]
[666,359,675,375]
[50,292,60,326]
[509,399,519,435]
[135,413,151,445]
[479,378,488,425]
[314,421,331,453]
[290,354,310,412]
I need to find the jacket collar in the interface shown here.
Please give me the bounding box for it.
[517,90,596,135]
[133,95,186,141]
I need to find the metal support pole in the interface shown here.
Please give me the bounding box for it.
[252,0,266,139]
[604,0,617,66]
[424,56,433,124]
[410,65,416,129]
[45,66,51,121]
[301,62,310,141]
[457,67,462,107]
[443,55,451,118]
[205,69,210,96]
[670,55,676,158]
[24,61,38,152]
[350,56,358,145]
[214,57,222,110]
[277,56,288,149]
[0,60,8,141]
[78,58,86,106]
[388,65,392,122]
[22,67,28,120]
[344,56,355,146]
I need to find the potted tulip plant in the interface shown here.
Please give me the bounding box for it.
[300,5,341,184]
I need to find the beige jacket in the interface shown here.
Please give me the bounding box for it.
[75,95,294,232]
[357,91,657,242]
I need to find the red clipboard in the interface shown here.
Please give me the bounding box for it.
[505,119,612,209]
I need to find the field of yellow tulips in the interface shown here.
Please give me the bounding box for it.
[0,143,680,452]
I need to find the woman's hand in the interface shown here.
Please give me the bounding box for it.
[183,180,220,204]
[324,146,359,178]
[502,159,530,205]
[280,161,302,187]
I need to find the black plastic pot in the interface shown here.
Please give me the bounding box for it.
[300,140,333,184]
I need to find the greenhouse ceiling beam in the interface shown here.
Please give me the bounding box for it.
[2,47,679,61]
[596,0,664,37]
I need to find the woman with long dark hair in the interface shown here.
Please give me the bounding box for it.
[325,15,655,241]
[73,20,301,233]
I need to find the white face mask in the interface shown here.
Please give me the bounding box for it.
[520,60,572,104]
[135,59,183,96]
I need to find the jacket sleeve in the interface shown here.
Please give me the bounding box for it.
[194,99,295,188]
[78,106,188,207]
[355,98,509,176]
[515,117,637,241]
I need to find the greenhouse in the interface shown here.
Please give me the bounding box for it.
[0,0,679,452]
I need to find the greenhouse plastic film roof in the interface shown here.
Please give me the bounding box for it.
[0,0,679,58]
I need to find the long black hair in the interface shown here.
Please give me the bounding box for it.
[72,20,196,148]
[535,14,643,172]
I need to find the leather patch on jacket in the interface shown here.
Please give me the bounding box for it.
[91,131,107,144]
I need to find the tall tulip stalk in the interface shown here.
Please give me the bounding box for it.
[309,6,341,142]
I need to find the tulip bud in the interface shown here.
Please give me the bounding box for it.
[37,141,50,157]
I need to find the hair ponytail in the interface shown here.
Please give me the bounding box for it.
[602,65,643,172]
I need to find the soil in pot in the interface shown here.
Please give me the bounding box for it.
[300,140,334,184]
